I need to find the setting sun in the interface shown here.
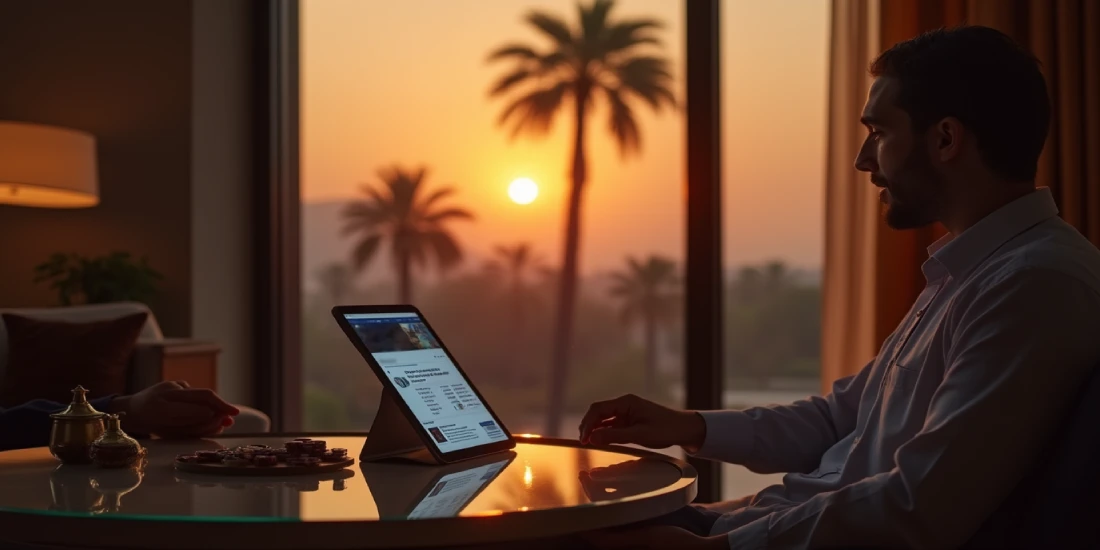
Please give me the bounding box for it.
[508,177,539,205]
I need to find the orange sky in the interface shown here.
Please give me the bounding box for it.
[301,0,829,274]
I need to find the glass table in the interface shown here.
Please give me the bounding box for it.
[0,434,697,549]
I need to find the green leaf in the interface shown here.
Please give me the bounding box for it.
[499,81,571,138]
[422,230,464,271]
[579,0,614,45]
[32,251,161,305]
[603,85,642,156]
[600,20,664,55]
[350,234,383,272]
[489,68,534,97]
[422,207,475,224]
[526,11,574,48]
[614,55,677,111]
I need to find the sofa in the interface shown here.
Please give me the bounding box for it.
[0,301,270,434]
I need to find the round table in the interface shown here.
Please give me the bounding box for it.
[0,434,697,549]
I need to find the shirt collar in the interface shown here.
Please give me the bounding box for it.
[922,187,1059,281]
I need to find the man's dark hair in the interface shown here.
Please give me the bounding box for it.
[870,25,1051,182]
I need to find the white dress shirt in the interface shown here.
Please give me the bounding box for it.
[695,188,1100,549]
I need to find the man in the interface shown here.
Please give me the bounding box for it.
[581,25,1100,549]
[0,380,239,452]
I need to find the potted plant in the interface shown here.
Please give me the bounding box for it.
[33,252,162,306]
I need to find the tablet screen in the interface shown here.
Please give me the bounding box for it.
[343,312,509,454]
[405,458,511,519]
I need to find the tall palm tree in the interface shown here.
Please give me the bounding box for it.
[488,0,676,435]
[608,255,680,395]
[341,165,474,303]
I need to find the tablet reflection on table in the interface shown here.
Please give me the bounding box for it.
[359,452,516,520]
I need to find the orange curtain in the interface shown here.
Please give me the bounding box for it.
[821,0,882,393]
[822,0,1100,388]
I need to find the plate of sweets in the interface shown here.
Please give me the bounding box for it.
[174,438,354,476]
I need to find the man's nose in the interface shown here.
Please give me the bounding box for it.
[854,140,876,173]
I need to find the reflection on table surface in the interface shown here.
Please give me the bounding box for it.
[0,435,688,522]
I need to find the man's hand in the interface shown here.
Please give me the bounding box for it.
[579,394,706,451]
[583,525,728,550]
[110,381,239,438]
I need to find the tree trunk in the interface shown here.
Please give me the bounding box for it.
[546,86,589,437]
[398,252,413,304]
[511,274,525,386]
[644,311,658,396]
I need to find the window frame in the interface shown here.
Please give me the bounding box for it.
[254,0,303,432]
[684,0,724,504]
[260,0,725,500]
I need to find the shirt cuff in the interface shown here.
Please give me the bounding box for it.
[90,395,150,438]
[691,410,756,464]
[726,515,769,550]
[89,395,118,413]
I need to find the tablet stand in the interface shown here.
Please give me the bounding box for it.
[360,387,445,465]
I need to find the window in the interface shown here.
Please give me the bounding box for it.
[300,0,686,441]
[720,1,830,498]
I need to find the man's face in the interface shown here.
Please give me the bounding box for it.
[854,78,945,229]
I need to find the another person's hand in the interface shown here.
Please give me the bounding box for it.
[109,381,239,438]
[583,525,728,550]
[579,394,706,451]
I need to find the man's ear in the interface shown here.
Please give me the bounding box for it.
[933,117,965,162]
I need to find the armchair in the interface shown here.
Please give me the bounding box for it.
[0,302,269,434]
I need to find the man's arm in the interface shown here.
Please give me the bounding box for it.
[691,361,871,474]
[0,396,117,452]
[723,268,1100,549]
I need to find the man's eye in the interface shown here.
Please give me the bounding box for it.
[868,129,882,139]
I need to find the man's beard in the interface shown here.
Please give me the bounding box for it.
[878,148,943,230]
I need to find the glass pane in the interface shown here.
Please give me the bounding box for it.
[721,2,830,499]
[300,0,685,447]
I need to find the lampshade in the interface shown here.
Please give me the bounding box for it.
[0,121,99,208]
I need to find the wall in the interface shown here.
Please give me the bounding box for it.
[191,0,256,404]
[0,0,194,336]
[0,0,259,406]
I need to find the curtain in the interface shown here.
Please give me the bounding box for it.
[820,0,881,393]
[821,0,1100,388]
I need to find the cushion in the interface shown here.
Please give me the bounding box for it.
[0,302,164,379]
[0,312,148,407]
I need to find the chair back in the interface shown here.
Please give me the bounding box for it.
[967,363,1100,548]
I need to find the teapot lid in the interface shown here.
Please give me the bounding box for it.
[50,386,106,419]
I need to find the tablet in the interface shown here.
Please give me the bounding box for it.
[332,305,516,463]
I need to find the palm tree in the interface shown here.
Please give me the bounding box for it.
[486,243,546,331]
[314,261,355,305]
[488,0,676,435]
[341,165,474,303]
[608,255,680,395]
[485,243,546,385]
